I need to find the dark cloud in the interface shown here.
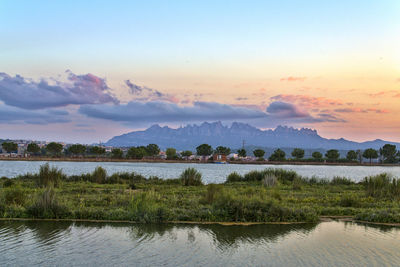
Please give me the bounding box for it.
[124,80,173,102]
[0,71,118,110]
[79,100,341,125]
[0,105,71,125]
[79,101,267,124]
[266,101,308,118]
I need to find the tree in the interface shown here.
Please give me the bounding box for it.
[2,142,18,153]
[363,148,378,164]
[381,144,398,163]
[46,142,63,156]
[27,143,40,155]
[325,149,340,161]
[181,150,193,159]
[166,148,177,160]
[196,144,213,156]
[89,146,106,156]
[214,146,231,155]
[252,149,265,160]
[357,149,363,163]
[291,148,305,160]
[237,148,246,158]
[312,151,323,161]
[268,149,285,161]
[68,144,87,156]
[127,147,146,159]
[146,144,160,157]
[346,150,357,162]
[111,148,123,159]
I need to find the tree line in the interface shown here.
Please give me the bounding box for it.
[1,141,399,163]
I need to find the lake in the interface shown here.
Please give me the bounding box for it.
[0,220,399,266]
[2,161,400,183]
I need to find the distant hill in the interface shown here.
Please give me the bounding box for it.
[106,121,400,151]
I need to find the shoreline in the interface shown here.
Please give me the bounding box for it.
[1,217,399,227]
[0,157,398,167]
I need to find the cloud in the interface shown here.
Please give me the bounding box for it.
[0,104,70,124]
[266,101,309,118]
[334,108,389,114]
[271,94,344,108]
[280,76,307,82]
[79,101,267,124]
[0,71,118,110]
[79,100,342,126]
[125,80,178,103]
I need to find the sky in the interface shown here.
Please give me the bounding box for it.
[0,0,399,143]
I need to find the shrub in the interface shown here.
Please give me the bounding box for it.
[242,169,299,184]
[292,177,303,190]
[339,195,361,207]
[92,166,107,184]
[27,187,70,218]
[262,174,277,187]
[331,177,354,185]
[37,163,66,187]
[226,172,243,183]
[2,178,14,188]
[180,168,203,186]
[363,173,400,199]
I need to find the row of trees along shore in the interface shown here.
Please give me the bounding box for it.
[1,141,399,163]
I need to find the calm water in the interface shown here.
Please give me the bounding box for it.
[2,161,400,183]
[0,220,399,266]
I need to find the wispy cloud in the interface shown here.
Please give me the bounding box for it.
[280,76,307,82]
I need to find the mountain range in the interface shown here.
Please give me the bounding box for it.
[105,121,400,151]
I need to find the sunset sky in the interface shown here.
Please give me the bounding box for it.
[1,0,399,143]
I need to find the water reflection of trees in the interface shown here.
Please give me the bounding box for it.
[124,223,319,250]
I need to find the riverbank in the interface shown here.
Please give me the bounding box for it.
[1,166,399,225]
[0,156,397,167]
[1,216,398,227]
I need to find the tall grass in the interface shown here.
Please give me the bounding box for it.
[27,187,70,218]
[363,173,400,199]
[129,190,168,222]
[37,163,66,187]
[180,168,203,186]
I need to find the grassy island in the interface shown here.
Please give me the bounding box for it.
[0,164,399,225]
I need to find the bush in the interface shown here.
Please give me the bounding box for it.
[355,210,400,223]
[92,166,107,184]
[180,168,203,186]
[339,195,361,207]
[37,163,66,187]
[226,172,243,183]
[242,169,299,184]
[363,173,400,199]
[2,178,14,188]
[27,187,70,218]
[331,177,354,185]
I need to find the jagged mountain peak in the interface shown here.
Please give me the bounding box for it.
[106,121,399,150]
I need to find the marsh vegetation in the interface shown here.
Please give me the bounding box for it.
[0,165,399,224]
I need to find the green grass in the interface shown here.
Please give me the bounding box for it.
[0,165,399,224]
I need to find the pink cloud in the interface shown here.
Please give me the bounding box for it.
[280,76,307,82]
